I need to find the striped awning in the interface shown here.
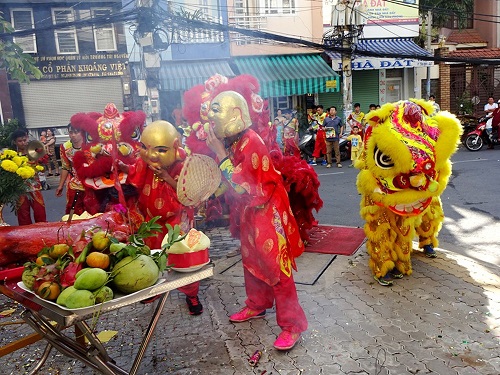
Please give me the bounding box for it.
[159,60,236,91]
[233,54,340,98]
[325,38,433,70]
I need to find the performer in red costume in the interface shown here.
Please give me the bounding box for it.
[206,91,307,351]
[182,74,322,242]
[119,120,202,315]
[10,129,47,225]
[70,103,146,214]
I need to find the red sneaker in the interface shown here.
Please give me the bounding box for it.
[229,307,266,322]
[273,331,301,350]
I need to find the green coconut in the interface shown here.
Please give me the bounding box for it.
[111,255,159,294]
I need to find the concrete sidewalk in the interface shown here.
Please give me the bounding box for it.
[1,225,500,375]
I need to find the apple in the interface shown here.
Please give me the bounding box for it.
[92,230,110,251]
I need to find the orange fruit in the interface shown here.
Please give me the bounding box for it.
[49,243,70,259]
[35,254,53,266]
[86,252,110,269]
[37,281,61,300]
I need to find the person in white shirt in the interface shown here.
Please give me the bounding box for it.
[484,97,499,138]
[484,96,498,118]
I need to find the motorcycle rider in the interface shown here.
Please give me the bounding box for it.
[486,102,500,149]
[484,96,498,119]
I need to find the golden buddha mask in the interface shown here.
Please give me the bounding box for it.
[208,91,251,139]
[140,120,181,169]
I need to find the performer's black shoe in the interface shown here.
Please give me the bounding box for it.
[186,295,203,315]
[423,245,437,258]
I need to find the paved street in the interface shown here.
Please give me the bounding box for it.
[1,225,499,374]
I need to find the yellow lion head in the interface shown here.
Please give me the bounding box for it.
[356,99,462,216]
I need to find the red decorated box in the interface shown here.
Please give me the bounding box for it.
[163,228,210,270]
[167,248,209,268]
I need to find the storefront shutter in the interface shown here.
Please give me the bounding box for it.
[20,78,123,129]
[351,70,379,114]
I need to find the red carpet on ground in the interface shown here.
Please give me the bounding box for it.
[304,225,366,256]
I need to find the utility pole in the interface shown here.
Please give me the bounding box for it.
[328,0,365,132]
[425,10,432,99]
[342,27,353,132]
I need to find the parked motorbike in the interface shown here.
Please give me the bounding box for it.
[298,127,316,160]
[464,116,500,151]
[458,114,480,145]
[298,126,349,161]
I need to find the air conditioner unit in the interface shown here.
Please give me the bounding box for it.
[137,80,147,96]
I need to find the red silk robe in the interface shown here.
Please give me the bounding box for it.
[127,158,193,249]
[221,129,304,286]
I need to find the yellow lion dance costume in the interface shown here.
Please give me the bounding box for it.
[356,99,461,286]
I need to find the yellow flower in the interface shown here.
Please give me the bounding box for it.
[1,159,19,173]
[16,166,35,179]
[2,150,18,159]
[36,165,44,171]
[12,156,24,166]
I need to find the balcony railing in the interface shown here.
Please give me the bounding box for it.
[228,14,268,45]
[170,13,225,44]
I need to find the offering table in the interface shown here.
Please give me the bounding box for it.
[0,264,214,375]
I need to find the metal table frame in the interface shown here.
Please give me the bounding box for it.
[0,265,213,375]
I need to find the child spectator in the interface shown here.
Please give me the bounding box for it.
[346,125,363,167]
[347,102,364,134]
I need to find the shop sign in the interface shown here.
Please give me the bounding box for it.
[33,53,129,79]
[332,57,433,71]
[325,80,337,89]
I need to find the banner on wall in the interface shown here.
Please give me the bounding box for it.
[323,0,420,38]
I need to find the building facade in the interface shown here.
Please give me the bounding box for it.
[227,0,340,118]
[322,0,432,117]
[0,0,130,143]
[428,0,500,115]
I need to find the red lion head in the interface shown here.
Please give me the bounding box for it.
[70,103,146,213]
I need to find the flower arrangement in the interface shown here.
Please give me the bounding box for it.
[0,149,41,207]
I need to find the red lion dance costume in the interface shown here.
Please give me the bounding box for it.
[182,74,323,242]
[70,103,146,214]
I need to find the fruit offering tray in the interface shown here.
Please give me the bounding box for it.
[1,264,214,327]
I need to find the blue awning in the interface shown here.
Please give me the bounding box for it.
[233,54,340,97]
[324,38,434,70]
[159,60,236,91]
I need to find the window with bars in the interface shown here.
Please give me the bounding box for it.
[443,13,473,29]
[262,0,295,15]
[52,8,78,54]
[92,8,117,51]
[10,8,37,53]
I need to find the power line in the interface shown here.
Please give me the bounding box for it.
[2,5,500,66]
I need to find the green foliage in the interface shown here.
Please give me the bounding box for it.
[156,224,185,272]
[108,217,185,272]
[456,91,474,115]
[419,0,474,29]
[0,118,25,148]
[0,12,42,83]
